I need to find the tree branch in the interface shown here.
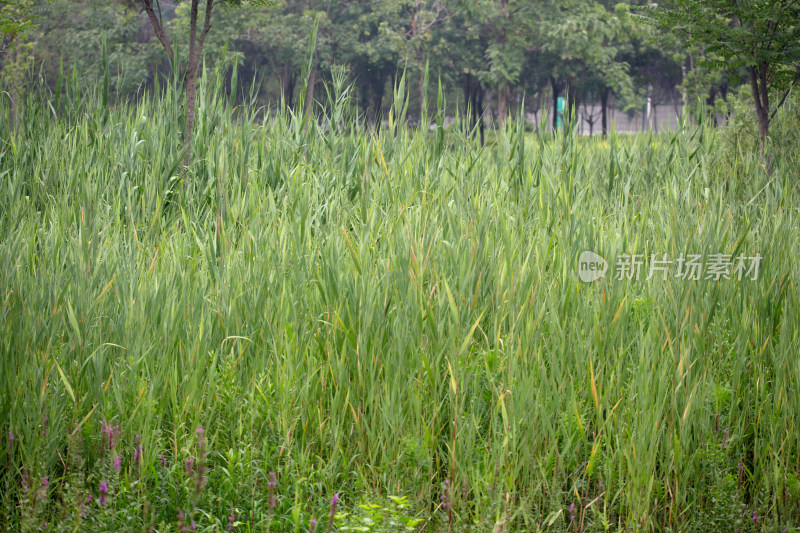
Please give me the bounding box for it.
[199,0,214,49]
[770,67,800,119]
[185,0,214,80]
[141,0,174,63]
[0,35,15,56]
[188,0,199,73]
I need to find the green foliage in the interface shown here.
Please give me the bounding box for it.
[639,0,800,138]
[0,0,698,131]
[0,0,37,55]
[542,0,633,97]
[1,65,800,532]
[639,0,800,78]
[336,496,423,532]
[8,1,162,100]
[721,86,800,166]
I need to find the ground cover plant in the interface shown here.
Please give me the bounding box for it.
[1,70,799,532]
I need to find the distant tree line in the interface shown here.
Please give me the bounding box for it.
[2,0,798,141]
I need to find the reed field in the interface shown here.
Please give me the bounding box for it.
[1,71,799,532]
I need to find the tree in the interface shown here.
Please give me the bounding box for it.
[333,0,397,122]
[0,0,37,56]
[612,3,682,135]
[435,0,488,140]
[140,0,274,167]
[537,0,634,133]
[30,1,162,99]
[1,0,42,129]
[640,0,800,141]
[476,0,535,128]
[378,0,447,123]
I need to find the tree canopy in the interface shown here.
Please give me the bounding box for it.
[640,0,800,140]
[5,0,783,141]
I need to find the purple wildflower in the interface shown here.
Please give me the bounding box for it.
[440,479,451,511]
[268,472,277,509]
[721,429,729,448]
[326,494,339,532]
[160,455,166,468]
[37,476,49,499]
[228,512,235,532]
[738,461,744,489]
[134,434,142,462]
[752,509,759,522]
[194,438,207,496]
[101,420,120,451]
[310,517,317,533]
[8,431,13,443]
[185,457,194,478]
[196,464,207,493]
[569,502,575,521]
[330,492,339,518]
[114,455,121,472]
[99,481,108,507]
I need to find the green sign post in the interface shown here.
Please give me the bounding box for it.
[556,97,566,130]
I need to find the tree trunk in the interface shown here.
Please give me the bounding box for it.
[142,0,216,170]
[182,0,214,168]
[184,72,198,166]
[182,0,200,168]
[282,63,295,109]
[497,85,508,129]
[463,73,474,135]
[483,87,494,130]
[600,87,609,138]
[141,0,175,65]
[748,65,770,142]
[707,87,717,126]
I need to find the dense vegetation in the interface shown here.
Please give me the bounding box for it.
[0,0,753,130]
[1,67,799,532]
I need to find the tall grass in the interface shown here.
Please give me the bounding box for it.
[0,68,798,532]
